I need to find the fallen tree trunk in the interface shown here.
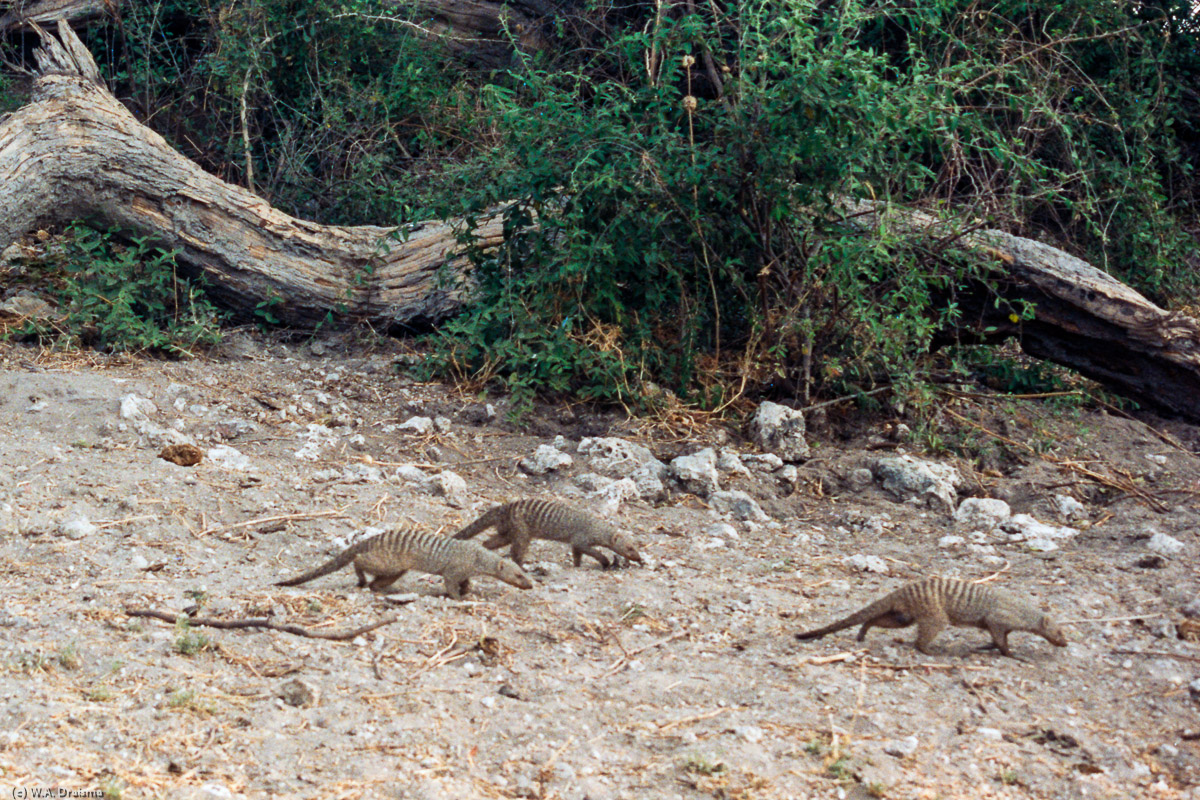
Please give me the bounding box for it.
[843,200,1200,420]
[0,0,110,31]
[0,20,503,331]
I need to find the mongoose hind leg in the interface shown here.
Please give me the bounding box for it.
[354,565,368,587]
[572,545,612,569]
[368,571,406,592]
[855,610,914,641]
[482,533,511,551]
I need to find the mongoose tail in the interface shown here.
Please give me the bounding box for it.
[275,525,534,598]
[795,577,1068,657]
[453,498,643,567]
[275,539,371,587]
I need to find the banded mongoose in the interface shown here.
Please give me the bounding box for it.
[452,498,643,568]
[794,576,1067,657]
[275,525,534,599]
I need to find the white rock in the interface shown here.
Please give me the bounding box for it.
[347,434,367,450]
[883,735,918,758]
[629,463,667,501]
[342,463,383,483]
[709,490,769,522]
[704,522,739,541]
[735,725,764,744]
[842,554,889,574]
[207,444,251,471]
[743,453,785,472]
[1145,453,1168,465]
[595,478,639,513]
[938,535,966,548]
[398,416,434,434]
[716,450,752,478]
[975,727,1004,741]
[777,464,800,486]
[293,424,338,461]
[847,468,874,492]
[872,455,962,512]
[578,437,667,479]
[954,497,1011,531]
[574,473,615,492]
[749,401,810,461]
[1147,532,1186,556]
[394,465,429,484]
[519,445,573,475]
[59,516,97,540]
[130,553,150,570]
[120,393,158,421]
[1054,494,1086,521]
[669,448,720,497]
[433,416,452,433]
[553,435,570,450]
[1000,514,1078,552]
[431,471,467,506]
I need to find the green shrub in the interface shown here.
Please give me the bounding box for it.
[417,0,1199,410]
[27,224,226,357]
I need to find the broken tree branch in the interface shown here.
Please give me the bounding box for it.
[126,608,400,640]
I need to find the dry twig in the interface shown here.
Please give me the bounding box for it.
[126,608,399,640]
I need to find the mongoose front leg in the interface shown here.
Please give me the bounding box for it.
[354,565,368,587]
[443,576,470,599]
[572,545,612,569]
[508,517,532,565]
[987,624,1012,657]
[914,614,949,654]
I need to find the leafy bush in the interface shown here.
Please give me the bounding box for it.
[417,0,1199,410]
[19,224,225,356]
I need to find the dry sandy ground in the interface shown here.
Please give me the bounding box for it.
[0,331,1196,800]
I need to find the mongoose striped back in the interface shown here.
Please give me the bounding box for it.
[453,498,642,568]
[275,523,533,598]
[795,577,1066,657]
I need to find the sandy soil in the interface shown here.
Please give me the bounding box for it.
[0,330,1196,800]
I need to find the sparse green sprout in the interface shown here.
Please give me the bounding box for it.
[681,753,727,776]
[866,780,888,797]
[827,756,853,780]
[99,776,123,800]
[167,689,196,708]
[183,589,209,607]
[56,642,82,671]
[87,687,115,702]
[173,619,213,656]
[619,604,649,623]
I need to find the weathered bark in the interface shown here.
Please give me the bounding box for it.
[395,0,573,68]
[844,200,1200,420]
[0,0,111,31]
[0,20,503,331]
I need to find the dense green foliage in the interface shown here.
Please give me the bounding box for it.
[420,0,1200,409]
[12,225,225,356]
[4,0,1195,405]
